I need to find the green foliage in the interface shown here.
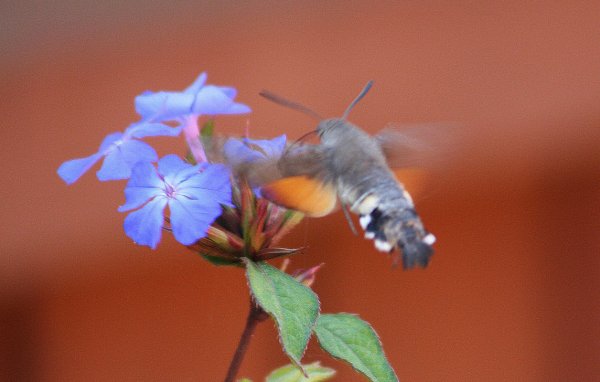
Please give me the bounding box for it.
[315,314,398,382]
[244,259,320,369]
[266,362,336,382]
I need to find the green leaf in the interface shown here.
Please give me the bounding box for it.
[244,259,320,369]
[266,362,336,382]
[237,378,252,382]
[315,314,398,382]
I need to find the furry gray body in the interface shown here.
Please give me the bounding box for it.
[255,82,434,268]
[316,118,434,268]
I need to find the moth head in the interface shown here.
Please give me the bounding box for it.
[316,118,346,138]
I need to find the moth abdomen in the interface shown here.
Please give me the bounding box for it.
[353,180,435,269]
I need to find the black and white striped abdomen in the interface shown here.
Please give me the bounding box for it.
[339,169,436,269]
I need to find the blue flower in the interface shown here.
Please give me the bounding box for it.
[118,155,232,248]
[135,72,251,123]
[223,135,287,167]
[57,122,180,184]
[135,72,251,162]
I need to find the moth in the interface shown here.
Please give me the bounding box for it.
[228,81,436,269]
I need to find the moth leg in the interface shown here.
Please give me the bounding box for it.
[341,203,358,236]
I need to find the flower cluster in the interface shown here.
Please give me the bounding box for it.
[57,72,270,249]
[189,178,304,266]
[58,72,400,382]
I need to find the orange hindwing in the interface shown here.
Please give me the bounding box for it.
[261,175,337,217]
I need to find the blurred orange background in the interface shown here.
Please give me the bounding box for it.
[2,1,599,381]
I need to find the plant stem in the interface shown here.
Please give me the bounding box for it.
[224,300,267,382]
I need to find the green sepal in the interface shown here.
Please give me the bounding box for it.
[257,247,303,261]
[239,181,256,253]
[269,210,304,245]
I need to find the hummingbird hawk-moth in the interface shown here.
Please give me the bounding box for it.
[230,81,436,269]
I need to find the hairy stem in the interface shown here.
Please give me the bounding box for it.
[223,300,268,382]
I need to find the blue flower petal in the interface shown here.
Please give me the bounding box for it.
[157,155,193,179]
[183,72,207,94]
[98,132,124,153]
[57,153,103,185]
[223,135,286,167]
[125,122,182,138]
[168,162,232,245]
[119,162,164,212]
[96,140,157,181]
[96,150,131,181]
[135,91,195,121]
[217,86,237,99]
[223,102,252,114]
[119,139,159,165]
[168,197,223,245]
[176,169,232,216]
[179,185,232,208]
[181,164,231,193]
[245,135,287,157]
[57,132,124,184]
[123,197,168,249]
[192,85,251,115]
[170,165,205,187]
[223,139,262,166]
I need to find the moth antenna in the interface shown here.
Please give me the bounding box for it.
[341,203,358,236]
[342,80,374,119]
[259,90,323,121]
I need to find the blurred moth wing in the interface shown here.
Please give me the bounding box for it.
[375,123,459,169]
[376,123,459,199]
[223,139,340,217]
[261,175,337,217]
